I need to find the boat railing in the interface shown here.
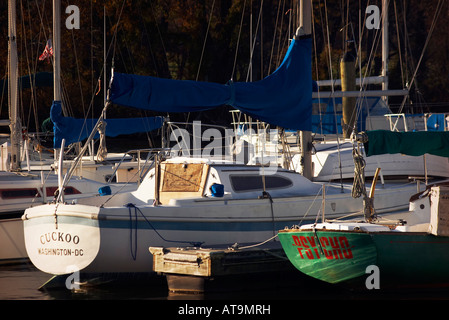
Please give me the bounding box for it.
[162,121,233,159]
[107,148,171,184]
[385,113,449,132]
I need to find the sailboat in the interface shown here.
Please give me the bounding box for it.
[0,0,150,264]
[21,0,424,278]
[278,130,449,289]
[300,0,449,183]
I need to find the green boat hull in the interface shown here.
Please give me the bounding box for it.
[278,229,449,288]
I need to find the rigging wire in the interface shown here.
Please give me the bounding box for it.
[396,0,445,115]
[196,0,216,81]
[185,0,217,125]
[231,0,247,80]
[245,0,265,82]
[393,0,405,89]
[352,1,385,127]
[267,0,282,75]
[322,0,345,190]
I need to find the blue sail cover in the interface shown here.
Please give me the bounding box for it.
[109,37,312,131]
[50,101,164,148]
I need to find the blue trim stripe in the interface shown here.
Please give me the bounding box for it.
[99,219,300,232]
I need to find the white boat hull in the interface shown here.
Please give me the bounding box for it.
[311,142,449,181]
[22,181,420,275]
[0,172,137,264]
[0,171,137,215]
[0,218,27,264]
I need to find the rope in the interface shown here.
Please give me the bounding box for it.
[128,202,138,260]
[126,203,204,260]
[229,233,278,251]
[351,147,366,199]
[260,191,276,238]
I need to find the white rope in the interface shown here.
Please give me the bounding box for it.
[351,147,367,199]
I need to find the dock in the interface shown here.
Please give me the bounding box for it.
[149,243,302,293]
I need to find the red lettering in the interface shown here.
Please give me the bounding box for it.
[292,235,301,246]
[339,237,353,258]
[297,247,304,259]
[306,236,316,247]
[300,236,309,248]
[320,237,329,247]
[323,249,333,259]
[293,235,354,260]
[343,248,353,259]
[339,237,349,248]
[334,249,344,259]
[329,237,340,249]
[305,249,314,259]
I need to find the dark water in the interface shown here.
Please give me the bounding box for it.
[2,262,449,318]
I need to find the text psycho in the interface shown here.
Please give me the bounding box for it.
[291,235,353,260]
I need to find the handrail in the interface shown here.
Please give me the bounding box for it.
[106,148,171,184]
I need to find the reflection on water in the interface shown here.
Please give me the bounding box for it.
[2,264,449,301]
[0,264,169,300]
[0,264,52,300]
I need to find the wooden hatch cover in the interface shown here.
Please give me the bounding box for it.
[159,162,210,204]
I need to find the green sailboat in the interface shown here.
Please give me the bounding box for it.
[279,130,449,289]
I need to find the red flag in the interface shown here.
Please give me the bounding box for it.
[39,39,53,62]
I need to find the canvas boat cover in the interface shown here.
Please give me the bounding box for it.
[109,37,312,131]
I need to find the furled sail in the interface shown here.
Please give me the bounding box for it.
[109,36,312,131]
[364,130,449,157]
[50,101,164,148]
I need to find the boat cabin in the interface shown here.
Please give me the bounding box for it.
[129,157,323,205]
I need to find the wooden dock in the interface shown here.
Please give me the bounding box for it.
[149,243,302,293]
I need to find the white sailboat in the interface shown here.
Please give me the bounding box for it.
[23,155,419,275]
[0,0,140,264]
[22,5,422,277]
[245,0,449,183]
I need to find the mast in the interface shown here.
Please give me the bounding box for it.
[381,0,389,103]
[8,0,21,171]
[299,0,312,179]
[340,25,356,139]
[53,0,61,104]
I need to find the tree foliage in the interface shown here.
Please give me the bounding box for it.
[1,0,448,133]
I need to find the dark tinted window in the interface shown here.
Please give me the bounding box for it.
[230,175,292,192]
[1,188,38,199]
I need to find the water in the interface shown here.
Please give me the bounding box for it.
[0,264,51,300]
[0,264,170,300]
[0,263,449,307]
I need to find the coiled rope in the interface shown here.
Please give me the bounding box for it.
[351,147,367,199]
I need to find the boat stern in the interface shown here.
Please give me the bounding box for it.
[22,203,101,275]
[278,225,378,284]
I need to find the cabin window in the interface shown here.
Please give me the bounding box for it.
[0,186,81,199]
[0,188,38,199]
[45,187,82,196]
[229,174,293,192]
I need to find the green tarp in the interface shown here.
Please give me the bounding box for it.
[364,130,449,157]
